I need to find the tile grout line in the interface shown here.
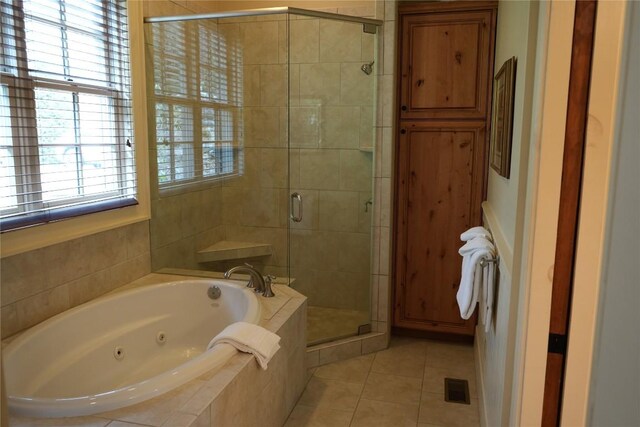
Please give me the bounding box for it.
[347,352,376,426]
[417,343,430,424]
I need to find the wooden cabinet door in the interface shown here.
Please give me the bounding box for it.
[393,122,486,335]
[399,10,494,120]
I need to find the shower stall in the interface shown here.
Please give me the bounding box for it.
[144,7,381,346]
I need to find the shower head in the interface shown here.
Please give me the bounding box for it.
[361,61,375,75]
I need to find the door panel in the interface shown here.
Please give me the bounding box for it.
[400,11,493,120]
[394,122,485,334]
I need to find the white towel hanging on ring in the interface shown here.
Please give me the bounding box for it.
[460,226,492,242]
[480,258,496,332]
[456,236,495,321]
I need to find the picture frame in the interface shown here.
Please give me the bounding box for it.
[489,56,517,179]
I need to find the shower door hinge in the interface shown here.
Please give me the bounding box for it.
[548,333,567,355]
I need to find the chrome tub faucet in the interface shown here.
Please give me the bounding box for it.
[224,264,275,298]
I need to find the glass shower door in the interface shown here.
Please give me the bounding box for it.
[146,14,291,283]
[288,15,377,345]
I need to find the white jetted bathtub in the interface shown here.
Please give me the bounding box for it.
[4,278,261,418]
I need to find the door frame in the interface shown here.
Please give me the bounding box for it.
[541,1,598,424]
[511,1,629,425]
[557,1,628,424]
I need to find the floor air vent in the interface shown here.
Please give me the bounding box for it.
[444,378,470,404]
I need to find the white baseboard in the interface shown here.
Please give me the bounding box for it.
[475,329,490,427]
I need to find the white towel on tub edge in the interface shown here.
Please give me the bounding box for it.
[207,322,281,370]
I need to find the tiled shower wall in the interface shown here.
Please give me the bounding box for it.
[147,12,377,314]
[216,14,291,278]
[146,14,291,276]
[149,184,225,271]
[369,0,395,335]
[220,2,395,337]
[0,221,151,338]
[145,0,396,338]
[145,15,227,272]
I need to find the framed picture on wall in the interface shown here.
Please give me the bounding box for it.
[489,56,517,178]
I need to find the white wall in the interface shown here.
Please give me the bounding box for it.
[587,2,639,425]
[486,1,538,248]
[476,1,539,426]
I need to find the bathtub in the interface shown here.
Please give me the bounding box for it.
[3,278,261,418]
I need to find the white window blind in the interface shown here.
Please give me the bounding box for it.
[149,19,242,191]
[0,0,136,231]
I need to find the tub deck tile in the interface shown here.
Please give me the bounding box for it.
[106,421,153,427]
[96,380,205,427]
[159,411,197,427]
[9,416,112,427]
[183,369,236,415]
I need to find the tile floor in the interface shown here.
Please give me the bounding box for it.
[285,336,480,427]
[307,306,370,345]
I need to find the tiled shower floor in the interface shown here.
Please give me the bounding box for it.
[285,337,480,427]
[307,306,370,346]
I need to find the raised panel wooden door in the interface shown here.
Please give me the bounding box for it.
[394,122,485,334]
[399,10,493,120]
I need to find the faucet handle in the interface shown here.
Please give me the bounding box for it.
[262,275,276,298]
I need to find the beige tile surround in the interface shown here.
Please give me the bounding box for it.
[0,221,151,339]
[146,10,376,314]
[8,273,308,427]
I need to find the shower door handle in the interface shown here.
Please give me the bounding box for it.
[290,192,303,223]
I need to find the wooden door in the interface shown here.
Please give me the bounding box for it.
[399,9,494,120]
[394,122,485,335]
[393,1,497,337]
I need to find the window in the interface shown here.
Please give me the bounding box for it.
[0,0,135,231]
[149,20,241,190]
